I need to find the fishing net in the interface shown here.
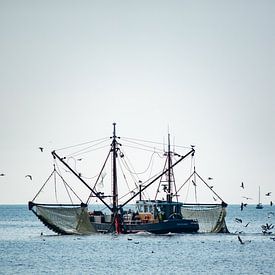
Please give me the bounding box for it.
[31,204,95,235]
[181,204,229,233]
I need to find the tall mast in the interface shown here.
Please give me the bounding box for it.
[112,123,118,213]
[167,133,172,202]
[258,186,261,204]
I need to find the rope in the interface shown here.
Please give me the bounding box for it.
[121,136,192,150]
[55,137,109,151]
[31,169,55,202]
[54,169,83,202]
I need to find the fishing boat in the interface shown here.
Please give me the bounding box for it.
[256,186,263,209]
[29,123,199,235]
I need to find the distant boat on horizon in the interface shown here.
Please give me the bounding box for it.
[256,186,263,209]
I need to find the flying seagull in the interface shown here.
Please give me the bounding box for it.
[242,196,252,200]
[265,192,272,196]
[240,182,244,189]
[0,173,5,176]
[38,147,44,152]
[243,222,250,228]
[25,175,32,180]
[208,177,213,180]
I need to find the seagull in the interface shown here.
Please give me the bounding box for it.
[77,158,83,161]
[235,218,242,223]
[240,182,244,189]
[208,177,213,180]
[238,235,251,244]
[241,203,244,211]
[267,212,274,218]
[25,175,32,180]
[38,147,44,152]
[238,235,245,245]
[0,173,5,176]
[265,192,272,196]
[243,222,250,227]
[213,196,217,201]
[261,223,274,234]
[234,231,244,234]
[242,196,252,200]
[192,180,197,186]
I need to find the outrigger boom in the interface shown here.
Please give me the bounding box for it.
[29,123,228,235]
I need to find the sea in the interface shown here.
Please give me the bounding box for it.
[0,204,274,275]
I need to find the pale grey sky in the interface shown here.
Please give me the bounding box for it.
[0,0,274,204]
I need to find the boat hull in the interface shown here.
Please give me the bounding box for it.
[124,219,199,234]
[91,218,199,234]
[256,203,263,209]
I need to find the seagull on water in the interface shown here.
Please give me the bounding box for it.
[238,235,245,245]
[237,235,251,245]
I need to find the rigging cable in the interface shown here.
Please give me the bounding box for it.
[120,137,164,153]
[117,157,132,194]
[67,141,110,158]
[120,149,164,175]
[184,153,195,202]
[121,136,192,150]
[55,137,110,152]
[54,163,84,203]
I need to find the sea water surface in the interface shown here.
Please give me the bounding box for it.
[0,204,274,275]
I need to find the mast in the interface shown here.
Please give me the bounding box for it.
[119,148,195,210]
[112,122,118,214]
[167,133,172,202]
[258,186,261,204]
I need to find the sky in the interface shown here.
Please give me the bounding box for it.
[0,0,274,204]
